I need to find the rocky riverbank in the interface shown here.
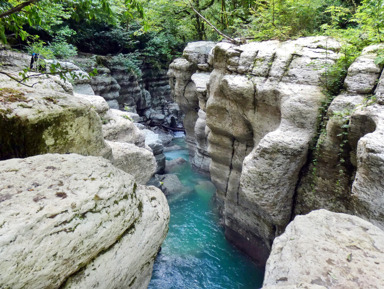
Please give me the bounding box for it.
[0,50,170,288]
[169,38,384,277]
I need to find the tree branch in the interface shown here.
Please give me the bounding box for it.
[0,69,77,88]
[0,0,41,19]
[187,0,241,45]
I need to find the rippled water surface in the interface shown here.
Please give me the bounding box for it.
[148,138,264,289]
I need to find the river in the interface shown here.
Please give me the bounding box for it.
[148,138,264,289]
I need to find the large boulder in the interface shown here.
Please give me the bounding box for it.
[102,109,145,147]
[263,210,384,289]
[107,140,156,184]
[0,153,169,289]
[0,76,112,160]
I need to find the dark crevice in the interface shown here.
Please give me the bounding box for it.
[278,53,297,83]
[264,52,277,80]
[248,50,259,72]
[224,138,236,199]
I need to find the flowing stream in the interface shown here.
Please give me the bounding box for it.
[148,138,264,289]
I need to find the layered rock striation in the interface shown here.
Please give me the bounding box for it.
[169,39,384,265]
[74,55,183,129]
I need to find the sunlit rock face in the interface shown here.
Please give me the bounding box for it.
[168,41,216,174]
[295,44,384,232]
[0,153,169,289]
[171,38,384,265]
[169,37,343,262]
[262,210,384,289]
[0,73,112,161]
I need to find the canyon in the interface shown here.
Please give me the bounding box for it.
[169,37,384,287]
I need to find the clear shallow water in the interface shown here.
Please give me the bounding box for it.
[148,139,264,289]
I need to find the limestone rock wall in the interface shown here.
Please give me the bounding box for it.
[0,53,169,288]
[74,55,183,129]
[168,41,216,173]
[295,44,384,231]
[169,39,384,265]
[169,38,343,262]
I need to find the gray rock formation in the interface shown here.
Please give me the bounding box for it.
[0,74,112,160]
[143,129,166,174]
[169,37,342,262]
[106,141,156,184]
[74,55,183,129]
[156,174,185,195]
[171,39,384,267]
[0,153,169,289]
[102,109,146,148]
[168,41,216,173]
[262,210,384,289]
[0,54,169,288]
[295,44,384,230]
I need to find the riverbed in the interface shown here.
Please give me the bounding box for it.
[148,138,264,289]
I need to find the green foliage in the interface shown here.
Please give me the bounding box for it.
[27,40,54,60]
[110,53,142,78]
[48,37,78,59]
[355,0,384,42]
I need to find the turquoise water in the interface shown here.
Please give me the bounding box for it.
[148,138,264,289]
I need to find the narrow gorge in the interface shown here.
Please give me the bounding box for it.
[2,35,384,289]
[169,37,384,287]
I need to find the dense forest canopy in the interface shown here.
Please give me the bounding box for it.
[0,0,383,71]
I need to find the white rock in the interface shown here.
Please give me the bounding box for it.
[0,154,169,289]
[0,78,111,160]
[263,210,384,289]
[74,92,109,115]
[102,109,145,147]
[107,141,156,184]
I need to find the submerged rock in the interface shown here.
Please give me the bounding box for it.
[165,157,187,173]
[156,174,185,195]
[0,153,169,289]
[263,210,384,289]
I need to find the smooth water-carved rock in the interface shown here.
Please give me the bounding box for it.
[169,37,342,261]
[295,44,384,230]
[102,109,145,148]
[168,41,215,173]
[0,153,169,289]
[263,210,384,289]
[0,76,111,160]
[106,141,156,184]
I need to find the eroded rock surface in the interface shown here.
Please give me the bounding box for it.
[263,210,384,289]
[106,141,156,184]
[0,154,169,289]
[169,37,342,261]
[295,44,384,230]
[0,75,112,160]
